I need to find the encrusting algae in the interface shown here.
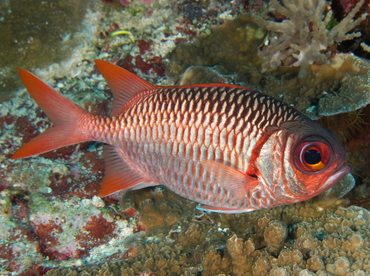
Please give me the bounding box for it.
[1,0,370,275]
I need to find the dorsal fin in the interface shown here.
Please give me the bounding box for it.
[94,60,155,116]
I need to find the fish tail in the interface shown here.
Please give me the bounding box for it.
[12,69,91,159]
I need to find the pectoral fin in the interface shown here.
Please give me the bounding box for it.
[200,160,258,194]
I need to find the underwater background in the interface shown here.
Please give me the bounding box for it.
[0,0,370,275]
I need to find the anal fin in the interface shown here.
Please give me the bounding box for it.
[98,146,155,197]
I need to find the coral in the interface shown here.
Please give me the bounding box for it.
[167,14,267,78]
[168,12,370,118]
[262,53,370,117]
[172,52,370,118]
[315,54,370,116]
[44,201,370,275]
[119,187,195,234]
[225,235,249,275]
[318,104,370,203]
[180,65,226,85]
[333,0,370,60]
[116,39,166,77]
[263,219,288,254]
[2,0,370,274]
[254,0,368,78]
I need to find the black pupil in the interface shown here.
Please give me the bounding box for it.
[304,149,321,165]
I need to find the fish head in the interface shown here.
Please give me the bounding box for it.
[283,119,351,200]
[259,118,351,206]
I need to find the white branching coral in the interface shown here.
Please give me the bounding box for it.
[254,0,368,78]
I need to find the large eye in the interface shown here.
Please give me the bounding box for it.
[295,142,332,173]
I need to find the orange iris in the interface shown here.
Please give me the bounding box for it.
[295,142,332,173]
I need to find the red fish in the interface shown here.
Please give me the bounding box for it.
[12,60,351,213]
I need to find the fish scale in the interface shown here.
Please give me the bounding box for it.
[93,86,302,208]
[13,60,351,213]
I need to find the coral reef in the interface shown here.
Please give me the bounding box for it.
[44,191,370,275]
[167,14,267,79]
[168,2,370,118]
[332,0,370,60]
[1,0,370,275]
[259,53,370,117]
[254,0,368,78]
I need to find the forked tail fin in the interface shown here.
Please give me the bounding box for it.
[12,69,91,159]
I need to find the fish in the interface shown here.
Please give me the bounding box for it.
[12,60,352,213]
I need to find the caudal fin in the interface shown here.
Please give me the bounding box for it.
[12,69,90,159]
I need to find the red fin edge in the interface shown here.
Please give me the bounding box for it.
[94,60,155,116]
[12,69,90,159]
[98,146,150,197]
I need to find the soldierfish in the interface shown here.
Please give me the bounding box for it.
[12,60,351,213]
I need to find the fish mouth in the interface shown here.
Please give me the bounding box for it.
[322,163,352,191]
